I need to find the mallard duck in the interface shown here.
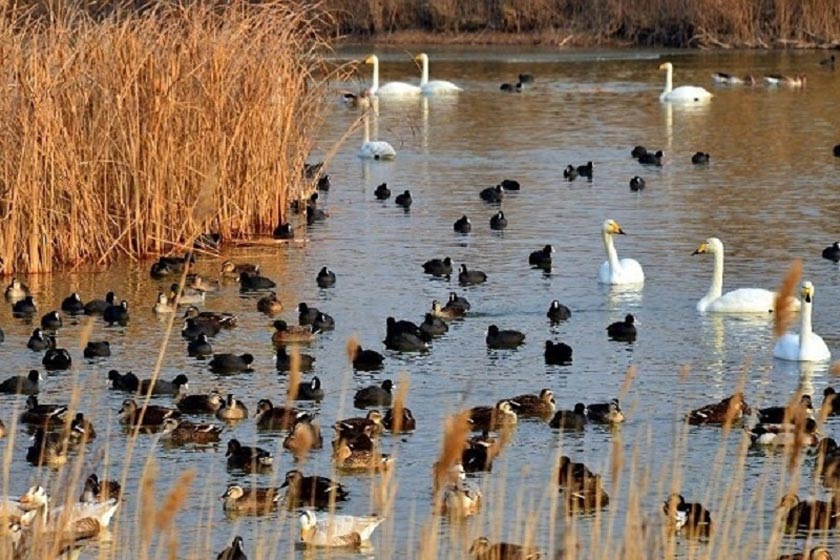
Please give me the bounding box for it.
[118,399,180,427]
[777,547,833,560]
[0,369,40,395]
[176,390,223,414]
[4,278,29,302]
[467,401,518,432]
[468,537,542,560]
[219,484,278,515]
[26,428,70,466]
[139,374,188,396]
[508,389,555,418]
[254,400,299,430]
[183,306,237,329]
[431,299,463,320]
[586,399,625,424]
[216,394,249,420]
[663,493,712,537]
[778,494,840,532]
[257,292,283,315]
[383,407,416,433]
[272,320,317,345]
[160,418,223,444]
[686,393,751,425]
[332,439,394,472]
[298,509,384,548]
[107,369,139,392]
[217,536,248,560]
[281,469,349,509]
[283,417,324,456]
[353,380,393,408]
[20,395,67,426]
[220,260,259,279]
[550,403,587,430]
[226,439,273,471]
[79,474,121,503]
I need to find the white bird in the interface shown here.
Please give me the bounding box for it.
[18,485,119,544]
[659,62,713,103]
[692,237,801,314]
[364,54,421,97]
[299,509,384,547]
[414,53,462,94]
[774,281,831,362]
[764,74,806,87]
[598,219,645,285]
[152,292,175,314]
[358,113,396,161]
[441,469,482,517]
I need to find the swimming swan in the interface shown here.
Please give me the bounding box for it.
[773,281,830,362]
[599,219,645,285]
[414,53,463,94]
[358,113,396,160]
[659,62,712,103]
[364,55,421,97]
[692,237,802,314]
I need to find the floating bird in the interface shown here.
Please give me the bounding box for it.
[374,182,391,200]
[691,152,710,164]
[607,314,637,342]
[629,176,645,191]
[774,281,830,362]
[544,341,572,365]
[486,325,525,349]
[359,112,396,160]
[587,399,625,424]
[659,62,712,103]
[364,54,421,96]
[489,211,507,230]
[414,53,463,94]
[663,493,713,537]
[599,219,644,285]
[458,264,487,286]
[298,509,385,547]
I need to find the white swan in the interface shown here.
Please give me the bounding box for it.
[774,281,831,362]
[299,510,384,547]
[358,113,395,160]
[598,219,645,285]
[414,53,463,94]
[659,62,713,103]
[692,237,802,314]
[364,55,421,97]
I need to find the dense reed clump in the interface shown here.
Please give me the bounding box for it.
[0,1,332,273]
[321,0,840,47]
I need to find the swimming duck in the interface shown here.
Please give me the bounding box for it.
[544,341,572,365]
[550,403,588,430]
[468,537,542,560]
[26,428,71,466]
[139,374,189,396]
[293,376,325,401]
[254,399,299,430]
[187,333,213,357]
[42,348,71,370]
[12,296,37,316]
[353,380,393,408]
[282,415,324,456]
[454,215,471,233]
[0,369,40,395]
[160,418,223,445]
[422,257,453,277]
[156,254,194,272]
[686,393,751,425]
[489,211,507,231]
[80,474,122,503]
[26,328,54,351]
[83,291,116,315]
[383,407,416,433]
[765,74,806,86]
[226,438,273,471]
[663,493,713,537]
[152,292,176,314]
[118,399,180,427]
[420,313,449,338]
[276,346,316,371]
[209,353,254,374]
[508,389,555,418]
[150,260,174,279]
[431,299,463,320]
[216,394,249,421]
[822,242,840,262]
[750,418,820,447]
[691,152,710,164]
[629,176,646,191]
[823,387,840,416]
[463,432,502,472]
[334,410,384,440]
[298,302,325,326]
[186,274,220,293]
[298,509,384,548]
[176,390,223,414]
[374,182,391,200]
[239,271,276,292]
[638,150,663,166]
[272,320,317,346]
[332,439,394,472]
[168,283,205,306]
[384,317,430,352]
[557,456,600,492]
[255,292,283,316]
[4,278,29,302]
[217,536,248,560]
[20,397,67,428]
[220,260,259,278]
[395,190,412,209]
[349,343,385,370]
[69,412,97,443]
[778,494,840,533]
[281,469,349,509]
[586,399,625,424]
[103,300,130,325]
[83,341,111,358]
[440,474,483,518]
[758,394,813,424]
[486,325,525,349]
[546,300,571,322]
[40,311,62,331]
[528,245,554,268]
[220,484,279,515]
[564,483,610,513]
[479,185,504,203]
[183,306,237,330]
[467,401,518,432]
[181,318,220,341]
[777,548,833,560]
[607,314,637,341]
[107,369,139,392]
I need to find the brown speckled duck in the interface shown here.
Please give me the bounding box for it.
[686,393,751,425]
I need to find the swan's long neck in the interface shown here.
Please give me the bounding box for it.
[363,115,370,143]
[369,59,379,94]
[420,57,429,86]
[800,297,813,337]
[603,231,620,273]
[706,249,724,301]
[663,66,673,94]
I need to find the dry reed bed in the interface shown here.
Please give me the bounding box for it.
[0,1,332,274]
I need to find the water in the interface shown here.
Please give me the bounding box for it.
[3,47,840,558]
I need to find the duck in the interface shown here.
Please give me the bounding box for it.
[209,353,255,374]
[42,348,72,370]
[528,245,554,268]
[297,302,324,326]
[60,293,85,315]
[421,314,449,339]
[119,399,180,427]
[463,432,502,472]
[139,374,189,396]
[216,394,249,421]
[0,369,40,395]
[508,389,555,417]
[599,219,644,285]
[486,325,524,349]
[547,300,571,322]
[607,314,637,342]
[453,215,471,233]
[156,254,193,272]
[83,341,111,358]
[26,328,54,351]
[750,418,820,447]
[383,407,416,433]
[183,306,237,329]
[395,190,412,208]
[822,242,840,262]
[276,346,316,371]
[4,278,29,302]
[659,62,713,103]
[374,182,391,200]
[358,112,396,160]
[691,151,710,164]
[239,271,276,292]
[105,370,138,393]
[226,438,273,471]
[186,274,220,293]
[422,257,452,277]
[467,401,518,431]
[544,341,573,365]
[152,292,176,314]
[254,400,299,430]
[468,537,541,560]
[587,399,625,424]
[219,484,279,515]
[281,470,349,509]
[70,410,98,441]
[479,185,504,203]
[181,318,219,341]
[332,440,394,472]
[349,343,385,371]
[103,300,129,325]
[500,82,522,93]
[217,536,248,560]
[431,299,463,320]
[256,292,283,315]
[414,53,463,94]
[282,415,324,455]
[557,456,601,491]
[384,317,430,352]
[550,403,588,430]
[220,260,259,278]
[823,388,840,416]
[19,484,119,535]
[160,418,222,444]
[26,428,70,466]
[334,410,384,440]
[364,54,421,96]
[638,150,663,165]
[176,390,223,414]
[489,211,507,230]
[459,264,487,286]
[187,333,213,357]
[758,394,813,424]
[150,260,174,279]
[354,380,393,408]
[316,267,336,288]
[693,237,801,313]
[629,176,646,191]
[765,74,806,86]
[686,393,751,425]
[777,548,833,560]
[774,281,831,362]
[299,509,385,547]
[440,476,483,518]
[168,283,205,306]
[12,295,37,316]
[293,376,325,401]
[80,474,122,503]
[663,493,713,537]
[83,291,116,315]
[272,320,317,346]
[778,494,840,532]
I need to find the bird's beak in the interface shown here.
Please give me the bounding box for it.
[692,243,708,255]
[658,63,668,70]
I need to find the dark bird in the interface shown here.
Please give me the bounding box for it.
[453,215,471,233]
[691,152,710,164]
[273,223,294,240]
[281,469,349,509]
[42,348,71,370]
[546,300,571,322]
[528,245,554,268]
[217,536,248,560]
[544,341,572,365]
[422,257,453,277]
[276,346,316,371]
[607,314,637,342]
[83,341,111,358]
[685,393,751,425]
[27,329,55,352]
[469,536,541,560]
[479,185,503,203]
[822,242,840,262]
[108,369,139,392]
[316,267,336,288]
[629,176,646,191]
[12,296,37,316]
[84,291,116,315]
[140,374,189,396]
[119,399,180,427]
[550,403,587,430]
[458,264,487,286]
[176,390,224,414]
[663,493,713,537]
[293,376,325,401]
[103,300,130,325]
[354,380,393,408]
[517,73,534,84]
[631,145,647,158]
[209,353,255,374]
[587,399,625,424]
[500,179,520,190]
[638,150,663,166]
[757,394,813,424]
[350,344,385,371]
[576,161,593,178]
[40,311,62,331]
[187,333,213,357]
[486,325,525,349]
[563,165,578,181]
[0,369,40,395]
[500,82,522,93]
[489,211,507,230]
[385,317,430,352]
[374,182,391,200]
[239,271,276,292]
[226,438,273,471]
[395,190,412,208]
